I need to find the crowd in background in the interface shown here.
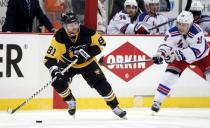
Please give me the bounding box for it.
[1,0,210,35]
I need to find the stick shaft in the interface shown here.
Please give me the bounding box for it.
[149,18,176,31]
[8,59,78,114]
[104,59,153,66]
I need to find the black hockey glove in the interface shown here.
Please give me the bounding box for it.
[152,53,164,64]
[49,66,65,81]
[98,56,105,66]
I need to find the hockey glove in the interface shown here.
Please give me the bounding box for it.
[98,56,105,66]
[170,50,185,61]
[74,49,91,63]
[152,52,164,64]
[164,53,175,63]
[49,66,65,80]
[134,23,150,34]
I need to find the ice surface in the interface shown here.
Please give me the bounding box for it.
[0,108,210,128]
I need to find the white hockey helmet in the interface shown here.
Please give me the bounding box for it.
[190,1,203,11]
[124,0,138,7]
[177,11,194,25]
[144,0,159,5]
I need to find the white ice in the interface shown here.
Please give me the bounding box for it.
[0,108,210,128]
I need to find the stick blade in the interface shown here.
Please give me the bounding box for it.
[7,107,14,114]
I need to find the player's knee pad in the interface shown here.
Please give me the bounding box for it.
[93,79,119,108]
[51,78,69,93]
[166,68,181,76]
[92,79,112,96]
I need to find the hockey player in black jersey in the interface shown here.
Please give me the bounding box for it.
[43,11,126,118]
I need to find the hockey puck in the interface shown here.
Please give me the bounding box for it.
[36,120,42,123]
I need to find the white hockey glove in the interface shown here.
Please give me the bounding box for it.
[170,50,185,61]
[164,53,175,63]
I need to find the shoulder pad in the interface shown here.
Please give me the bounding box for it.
[168,26,180,37]
[188,23,202,38]
[79,25,96,36]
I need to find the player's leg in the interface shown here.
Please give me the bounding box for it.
[197,53,210,84]
[51,65,77,116]
[81,61,126,118]
[205,72,210,84]
[151,60,188,113]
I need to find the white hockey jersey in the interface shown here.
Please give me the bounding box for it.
[196,15,210,34]
[107,10,137,34]
[138,12,168,35]
[158,23,209,64]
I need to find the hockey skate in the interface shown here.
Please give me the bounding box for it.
[151,101,161,115]
[66,98,76,117]
[112,106,127,119]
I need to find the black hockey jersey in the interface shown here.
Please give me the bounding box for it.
[44,25,106,69]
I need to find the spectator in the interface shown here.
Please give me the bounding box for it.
[189,0,210,35]
[2,0,56,32]
[109,0,146,22]
[107,0,146,34]
[97,0,107,33]
[137,0,168,35]
[159,0,170,11]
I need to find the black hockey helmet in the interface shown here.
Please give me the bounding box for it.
[61,11,79,24]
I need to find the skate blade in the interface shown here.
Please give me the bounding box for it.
[7,107,13,114]
[71,114,76,118]
[151,111,157,116]
[121,116,127,120]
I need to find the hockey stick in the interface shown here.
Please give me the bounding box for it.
[148,18,176,31]
[7,58,78,114]
[101,59,153,66]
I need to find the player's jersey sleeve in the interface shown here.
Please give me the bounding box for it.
[43,37,66,69]
[89,32,105,57]
[157,30,175,54]
[182,31,208,61]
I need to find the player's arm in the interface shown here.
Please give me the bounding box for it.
[152,31,175,64]
[158,31,175,55]
[73,32,106,64]
[89,32,106,57]
[44,37,66,69]
[178,32,207,61]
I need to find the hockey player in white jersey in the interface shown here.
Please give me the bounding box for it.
[138,0,168,34]
[151,11,210,113]
[107,0,149,34]
[189,0,210,35]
